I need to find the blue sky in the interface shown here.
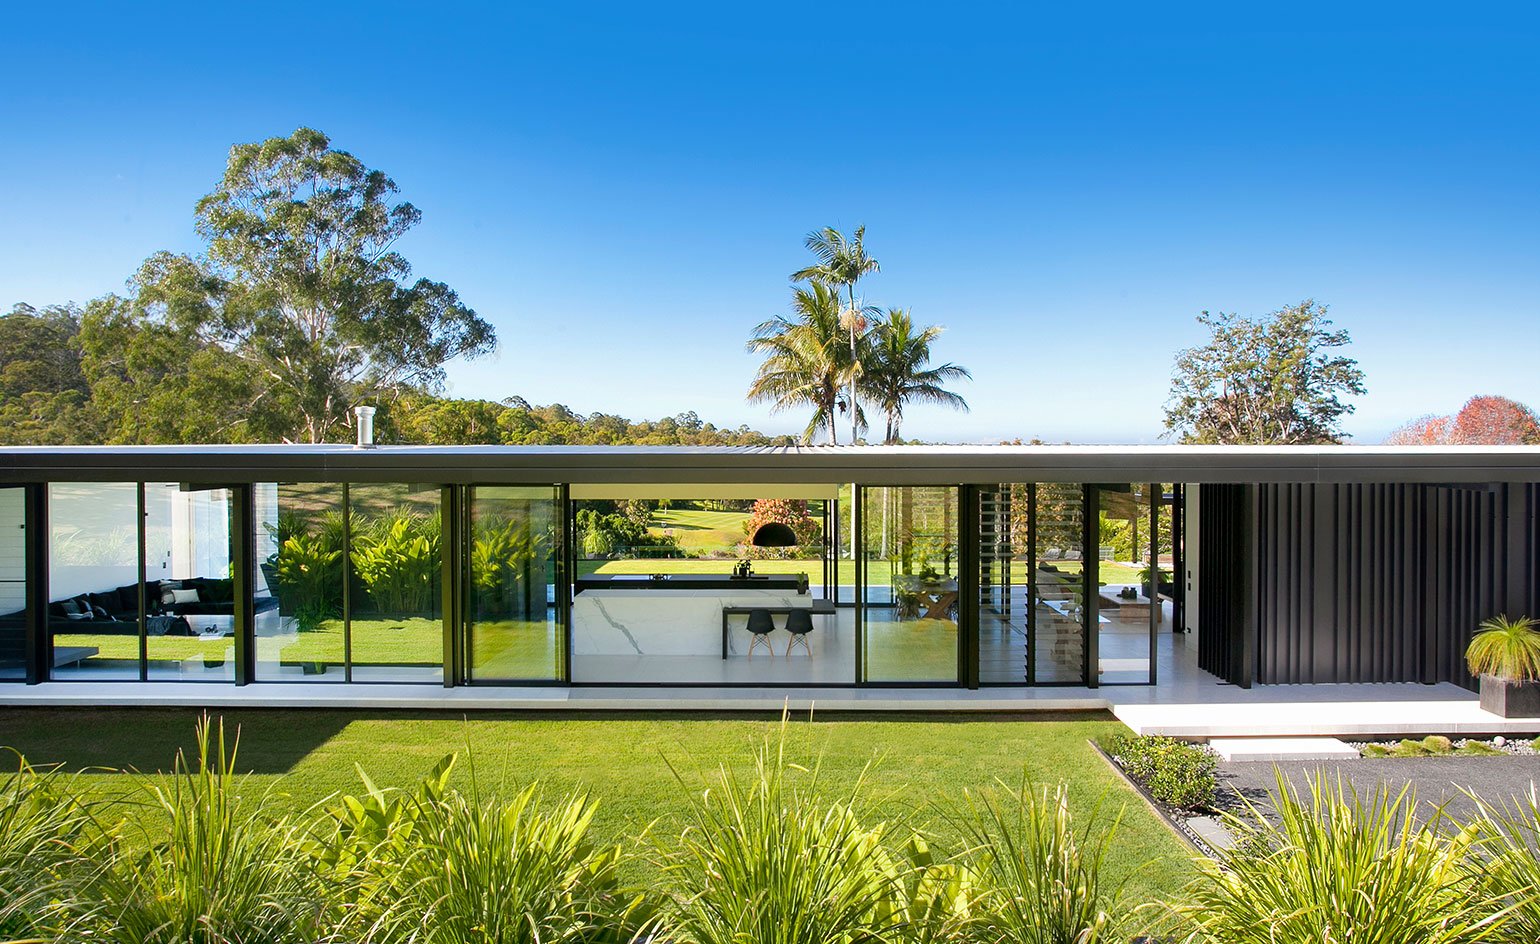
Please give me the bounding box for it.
[3,3,1537,443]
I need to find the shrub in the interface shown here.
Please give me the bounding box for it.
[1457,740,1502,756]
[1468,787,1540,942]
[1103,734,1216,812]
[959,782,1128,944]
[661,721,910,944]
[1422,735,1454,754]
[313,754,646,944]
[1178,773,1502,943]
[80,716,320,944]
[0,753,97,940]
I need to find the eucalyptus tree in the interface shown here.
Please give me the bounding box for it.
[790,226,879,443]
[746,283,864,444]
[863,308,971,444]
[132,127,496,443]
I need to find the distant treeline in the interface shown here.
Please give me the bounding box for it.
[0,302,790,447]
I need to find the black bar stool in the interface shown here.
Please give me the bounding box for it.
[746,608,776,656]
[785,608,814,656]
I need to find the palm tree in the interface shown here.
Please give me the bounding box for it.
[746,284,862,444]
[790,226,879,444]
[863,308,971,444]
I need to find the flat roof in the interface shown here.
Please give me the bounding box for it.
[6,443,1540,486]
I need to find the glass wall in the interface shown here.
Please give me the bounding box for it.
[255,483,346,682]
[348,483,444,683]
[47,483,142,679]
[1031,483,1088,683]
[1093,485,1158,684]
[974,483,1088,685]
[0,488,27,680]
[860,485,960,683]
[467,486,563,681]
[143,484,236,681]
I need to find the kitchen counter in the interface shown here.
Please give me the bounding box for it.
[575,573,806,594]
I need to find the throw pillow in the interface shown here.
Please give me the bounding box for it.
[91,605,111,619]
[169,588,200,605]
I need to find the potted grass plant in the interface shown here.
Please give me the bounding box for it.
[1466,614,1540,718]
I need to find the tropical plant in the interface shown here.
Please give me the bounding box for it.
[351,512,441,613]
[747,283,866,444]
[80,716,320,944]
[0,752,98,940]
[472,516,546,598]
[1465,614,1540,681]
[959,782,1129,944]
[791,225,881,444]
[862,308,970,444]
[661,719,909,944]
[271,533,343,632]
[1177,773,1503,943]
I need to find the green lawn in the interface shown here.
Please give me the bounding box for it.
[649,508,751,552]
[0,708,1193,904]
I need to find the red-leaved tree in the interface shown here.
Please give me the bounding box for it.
[1385,396,1540,445]
[741,499,823,559]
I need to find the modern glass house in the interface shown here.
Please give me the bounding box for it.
[3,444,1538,698]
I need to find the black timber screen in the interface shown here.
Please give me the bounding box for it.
[1245,482,1537,690]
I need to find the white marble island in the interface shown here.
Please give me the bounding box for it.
[572,574,812,659]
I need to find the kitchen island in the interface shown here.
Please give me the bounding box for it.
[571,573,814,663]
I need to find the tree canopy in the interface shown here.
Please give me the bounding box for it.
[1163,300,1365,445]
[863,308,970,444]
[133,127,496,442]
[1386,395,1540,445]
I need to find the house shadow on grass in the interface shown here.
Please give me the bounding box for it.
[0,707,354,775]
[0,706,1123,776]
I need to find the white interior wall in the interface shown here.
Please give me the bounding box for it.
[47,483,138,600]
[0,489,24,615]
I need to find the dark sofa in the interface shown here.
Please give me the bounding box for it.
[48,577,277,636]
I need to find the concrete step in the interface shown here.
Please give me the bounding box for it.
[1209,736,1359,762]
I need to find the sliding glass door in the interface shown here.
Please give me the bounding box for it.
[0,487,27,681]
[466,486,563,683]
[859,485,961,684]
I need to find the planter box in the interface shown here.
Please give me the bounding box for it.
[1480,675,1540,718]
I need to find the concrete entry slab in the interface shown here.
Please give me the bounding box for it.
[1209,736,1359,762]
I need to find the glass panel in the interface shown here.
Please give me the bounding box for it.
[568,496,843,685]
[347,483,444,683]
[861,485,959,683]
[0,488,26,680]
[142,484,236,681]
[255,483,346,682]
[468,486,562,682]
[47,482,140,680]
[1096,485,1153,684]
[977,484,1025,684]
[1030,483,1086,683]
